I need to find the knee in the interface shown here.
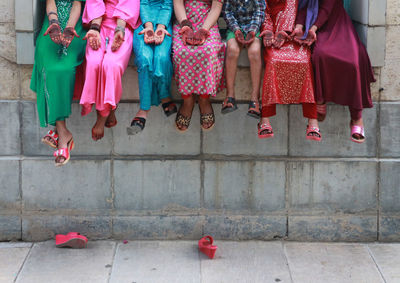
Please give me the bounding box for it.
[86,56,103,70]
[227,44,240,59]
[247,45,261,61]
[156,53,171,66]
[102,57,122,72]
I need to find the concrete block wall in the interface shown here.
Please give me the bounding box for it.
[1,0,400,242]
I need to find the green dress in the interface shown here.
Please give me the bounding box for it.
[30,0,86,127]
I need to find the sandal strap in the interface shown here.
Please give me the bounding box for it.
[53,148,69,158]
[223,97,236,106]
[162,101,175,108]
[176,113,191,127]
[259,123,272,130]
[131,117,146,129]
[45,130,59,141]
[201,113,215,124]
[307,126,321,137]
[351,125,364,136]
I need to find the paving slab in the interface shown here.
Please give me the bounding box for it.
[16,240,115,283]
[368,244,400,282]
[0,245,31,282]
[284,242,384,283]
[201,241,292,283]
[109,241,200,283]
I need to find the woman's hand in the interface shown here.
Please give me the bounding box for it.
[291,24,304,44]
[83,29,101,50]
[193,28,210,45]
[303,28,317,46]
[260,30,274,47]
[61,26,79,48]
[111,29,125,51]
[179,26,195,45]
[44,22,62,45]
[234,29,245,45]
[139,23,155,44]
[273,31,289,48]
[154,25,171,45]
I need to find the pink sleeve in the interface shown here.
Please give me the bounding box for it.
[82,0,106,24]
[113,0,141,29]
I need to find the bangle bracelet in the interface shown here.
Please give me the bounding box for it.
[180,19,193,29]
[47,11,58,18]
[49,19,59,26]
[115,25,125,36]
[90,23,101,33]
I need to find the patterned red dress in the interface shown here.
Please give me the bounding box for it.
[261,0,316,118]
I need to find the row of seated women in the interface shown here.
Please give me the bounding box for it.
[31,0,374,166]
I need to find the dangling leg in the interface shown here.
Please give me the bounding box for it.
[349,107,365,143]
[303,103,322,141]
[258,104,275,138]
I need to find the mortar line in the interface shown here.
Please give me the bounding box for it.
[110,127,116,238]
[106,241,119,283]
[200,122,205,234]
[13,243,34,283]
[281,241,295,283]
[285,161,290,238]
[366,245,387,283]
[376,99,382,241]
[18,96,24,240]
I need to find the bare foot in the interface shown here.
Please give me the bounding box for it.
[105,109,117,128]
[54,122,73,164]
[92,112,108,141]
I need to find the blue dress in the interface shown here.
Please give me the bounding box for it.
[133,0,173,110]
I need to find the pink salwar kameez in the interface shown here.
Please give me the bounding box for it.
[80,0,140,116]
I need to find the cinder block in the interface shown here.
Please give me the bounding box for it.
[113,103,201,155]
[203,215,287,240]
[203,105,288,156]
[379,215,400,242]
[0,0,14,23]
[22,160,112,210]
[112,216,204,240]
[0,215,21,241]
[204,161,286,212]
[21,102,113,156]
[0,23,17,62]
[0,101,20,155]
[289,104,377,157]
[288,215,377,241]
[0,160,20,210]
[288,161,378,214]
[386,0,400,25]
[22,215,112,241]
[380,161,400,213]
[380,103,400,157]
[114,160,201,210]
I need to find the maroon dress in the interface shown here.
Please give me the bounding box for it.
[296,0,375,110]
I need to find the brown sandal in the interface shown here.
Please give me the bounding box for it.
[175,112,191,132]
[200,112,215,131]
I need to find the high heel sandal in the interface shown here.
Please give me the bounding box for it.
[53,138,75,167]
[41,129,58,149]
[306,125,322,141]
[258,123,274,139]
[350,122,365,144]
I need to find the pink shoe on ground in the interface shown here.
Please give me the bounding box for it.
[55,232,88,249]
[198,236,218,259]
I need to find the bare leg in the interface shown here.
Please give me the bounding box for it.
[134,109,150,119]
[105,108,117,128]
[92,111,108,141]
[247,38,262,103]
[225,39,241,99]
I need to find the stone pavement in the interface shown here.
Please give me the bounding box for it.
[1,241,400,283]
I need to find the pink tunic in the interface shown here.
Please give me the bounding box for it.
[80,0,140,117]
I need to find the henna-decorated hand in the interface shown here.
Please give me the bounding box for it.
[260,30,274,47]
[62,27,79,48]
[273,31,289,48]
[290,25,305,44]
[193,28,210,45]
[139,26,155,44]
[303,29,317,46]
[243,31,256,46]
[83,29,101,50]
[111,30,124,52]
[44,23,62,45]
[234,29,245,45]
[179,26,195,46]
[154,25,171,45]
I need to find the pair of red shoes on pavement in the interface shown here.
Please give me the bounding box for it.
[55,232,218,259]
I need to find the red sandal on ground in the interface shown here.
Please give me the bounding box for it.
[306,125,322,141]
[258,123,274,139]
[55,232,88,249]
[41,130,59,149]
[53,138,75,167]
[198,236,217,259]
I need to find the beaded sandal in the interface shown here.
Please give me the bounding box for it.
[41,129,59,149]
